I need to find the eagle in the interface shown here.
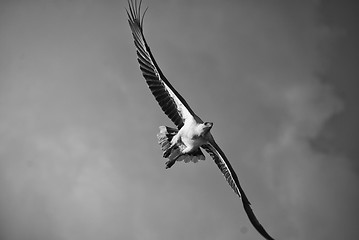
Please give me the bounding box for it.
[126,1,275,239]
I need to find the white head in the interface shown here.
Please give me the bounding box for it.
[198,121,213,137]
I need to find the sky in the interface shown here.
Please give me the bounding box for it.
[0,0,358,240]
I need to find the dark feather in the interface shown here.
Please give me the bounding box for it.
[202,141,275,240]
[127,0,197,129]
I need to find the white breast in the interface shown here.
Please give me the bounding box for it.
[176,119,207,153]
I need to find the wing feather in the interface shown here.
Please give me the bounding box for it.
[127,0,197,129]
[202,140,275,240]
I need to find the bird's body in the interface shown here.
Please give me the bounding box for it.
[172,121,206,154]
[173,119,211,153]
[179,121,212,150]
[126,1,276,240]
[158,116,212,168]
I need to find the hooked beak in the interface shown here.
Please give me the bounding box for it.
[203,122,213,134]
[205,122,213,128]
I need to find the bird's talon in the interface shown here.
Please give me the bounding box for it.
[165,160,175,169]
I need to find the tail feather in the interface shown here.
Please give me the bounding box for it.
[157,126,178,154]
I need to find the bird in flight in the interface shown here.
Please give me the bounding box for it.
[126,1,275,239]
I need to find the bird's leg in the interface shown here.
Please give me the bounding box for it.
[164,136,187,169]
[163,146,174,158]
[165,150,184,169]
[163,135,180,158]
[165,159,176,169]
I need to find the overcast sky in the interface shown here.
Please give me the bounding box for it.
[0,1,358,240]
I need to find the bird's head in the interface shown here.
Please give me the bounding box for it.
[200,121,213,136]
[204,121,213,129]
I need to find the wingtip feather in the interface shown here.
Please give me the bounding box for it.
[126,0,148,30]
[203,141,276,240]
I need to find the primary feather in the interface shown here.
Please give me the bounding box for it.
[127,0,196,129]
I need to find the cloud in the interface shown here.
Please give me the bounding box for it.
[0,1,358,240]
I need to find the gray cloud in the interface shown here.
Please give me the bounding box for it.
[0,1,358,240]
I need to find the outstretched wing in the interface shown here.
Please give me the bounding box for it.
[127,0,197,129]
[202,140,275,240]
